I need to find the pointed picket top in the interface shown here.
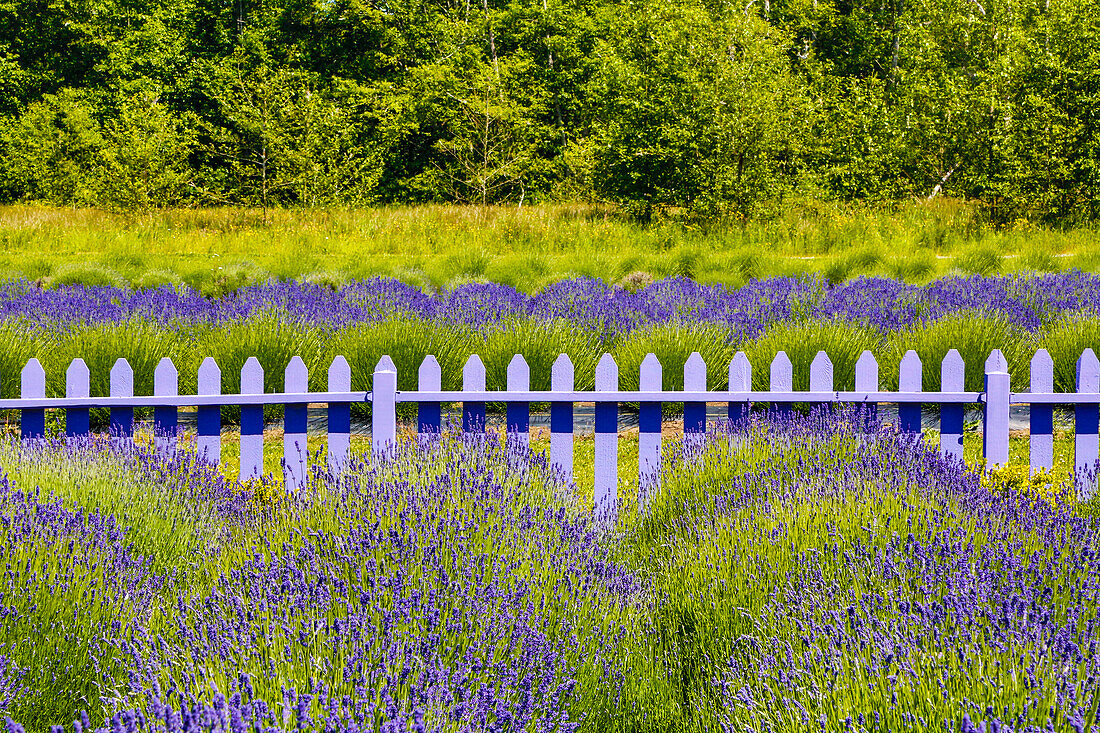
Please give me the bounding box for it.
[596,353,618,391]
[551,354,574,391]
[198,357,221,395]
[640,353,662,391]
[507,355,530,391]
[328,355,351,392]
[770,352,792,391]
[985,349,1008,374]
[855,351,879,392]
[941,349,965,392]
[684,352,706,392]
[110,359,134,396]
[154,358,178,396]
[899,350,922,392]
[241,357,264,395]
[66,359,90,399]
[1077,348,1100,393]
[809,351,833,392]
[417,355,441,391]
[729,351,751,392]
[1031,349,1054,393]
[285,356,308,393]
[463,354,486,391]
[375,355,397,374]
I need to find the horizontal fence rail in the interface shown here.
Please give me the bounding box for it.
[3,348,1100,505]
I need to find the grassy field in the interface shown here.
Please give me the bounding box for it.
[2,201,1098,294]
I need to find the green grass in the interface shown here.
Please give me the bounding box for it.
[1,201,1097,293]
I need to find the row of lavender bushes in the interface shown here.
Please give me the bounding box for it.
[1,410,1099,731]
[1,273,1100,405]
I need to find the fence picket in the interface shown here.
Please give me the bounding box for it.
[283,356,308,489]
[728,351,751,426]
[1030,349,1055,475]
[66,358,90,438]
[109,359,134,450]
[809,351,833,413]
[771,352,793,416]
[327,356,351,476]
[197,357,221,464]
[418,356,442,437]
[684,352,706,458]
[550,354,574,481]
[506,355,530,451]
[240,357,264,480]
[899,351,922,434]
[855,351,879,430]
[463,355,486,433]
[1075,349,1100,496]
[20,359,45,439]
[595,353,618,515]
[940,349,965,463]
[372,355,397,460]
[984,350,1010,469]
[153,358,178,453]
[639,353,662,495]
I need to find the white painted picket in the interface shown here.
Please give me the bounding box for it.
[5,347,1100,504]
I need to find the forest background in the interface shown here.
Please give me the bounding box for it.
[0,0,1098,225]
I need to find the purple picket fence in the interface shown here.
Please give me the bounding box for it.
[2,348,1100,504]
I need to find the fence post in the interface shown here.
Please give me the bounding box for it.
[684,352,706,459]
[1075,349,1100,498]
[1030,349,1054,475]
[728,351,751,429]
[284,356,308,490]
[109,359,134,450]
[770,352,792,416]
[550,354,574,482]
[20,359,45,440]
[462,355,486,433]
[240,357,264,480]
[639,353,662,497]
[595,353,619,517]
[418,355,442,438]
[507,355,530,452]
[854,351,879,432]
[66,358,90,438]
[197,357,221,465]
[940,349,965,464]
[328,356,352,477]
[983,349,1010,469]
[898,350,922,435]
[154,358,178,454]
[372,355,397,460]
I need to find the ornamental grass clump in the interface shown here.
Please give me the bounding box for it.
[1040,315,1100,392]
[740,319,882,390]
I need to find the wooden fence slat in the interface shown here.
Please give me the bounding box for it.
[984,349,1011,469]
[855,351,879,430]
[153,358,178,453]
[1030,349,1054,475]
[770,352,793,416]
[327,356,351,476]
[372,355,397,460]
[639,353,662,495]
[940,349,965,463]
[506,355,530,452]
[1076,348,1100,496]
[418,355,442,437]
[20,359,45,439]
[197,357,221,464]
[462,355,486,433]
[109,359,134,450]
[283,356,308,489]
[728,351,751,426]
[809,351,833,413]
[240,357,264,480]
[898,350,922,434]
[66,358,90,438]
[684,352,706,458]
[595,353,618,516]
[550,354,574,481]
